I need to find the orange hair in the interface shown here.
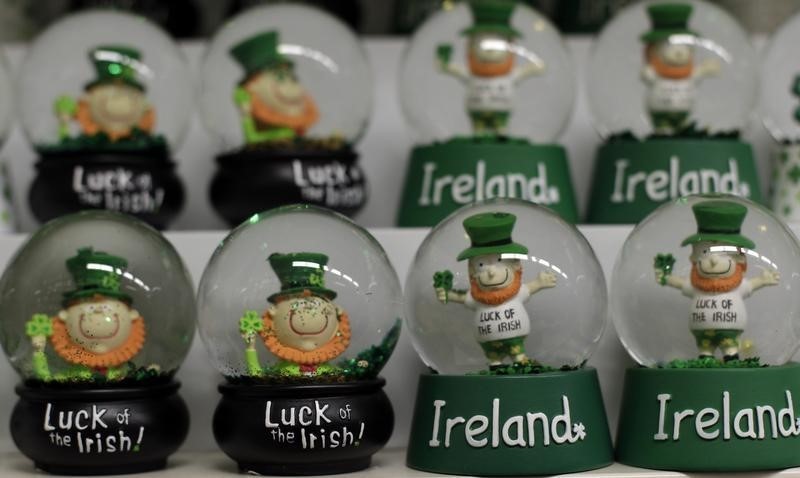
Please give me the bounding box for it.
[50,317,145,369]
[260,308,351,365]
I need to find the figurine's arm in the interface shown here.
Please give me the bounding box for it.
[641,64,657,85]
[53,96,77,140]
[436,44,469,81]
[526,270,557,295]
[239,310,264,376]
[514,61,546,84]
[436,288,467,304]
[25,314,53,381]
[693,58,721,81]
[747,268,780,293]
[233,87,260,144]
[654,268,687,290]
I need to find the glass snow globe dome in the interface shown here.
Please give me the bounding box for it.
[198,3,373,153]
[760,11,800,143]
[196,205,402,383]
[405,198,607,375]
[399,0,575,144]
[587,0,758,138]
[0,210,196,385]
[611,194,800,367]
[0,51,14,143]
[17,10,194,154]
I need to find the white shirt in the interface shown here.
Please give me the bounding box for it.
[464,69,528,113]
[682,281,753,331]
[464,287,532,342]
[646,77,696,112]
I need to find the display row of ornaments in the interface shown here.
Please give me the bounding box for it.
[2,0,800,230]
[2,193,800,476]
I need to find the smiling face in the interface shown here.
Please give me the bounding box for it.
[658,42,693,66]
[468,253,521,290]
[690,241,745,279]
[270,295,339,352]
[468,34,514,77]
[247,66,308,117]
[57,296,139,355]
[85,83,149,134]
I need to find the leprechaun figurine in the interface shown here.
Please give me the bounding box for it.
[239,252,350,378]
[434,212,556,368]
[25,247,147,381]
[654,200,780,361]
[230,30,319,144]
[437,0,545,137]
[54,45,156,142]
[640,3,721,135]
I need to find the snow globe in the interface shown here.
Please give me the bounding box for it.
[611,194,800,471]
[760,11,800,222]
[0,210,195,474]
[196,204,402,474]
[396,0,578,226]
[586,0,760,223]
[404,198,612,475]
[19,10,193,229]
[0,51,15,232]
[199,4,371,226]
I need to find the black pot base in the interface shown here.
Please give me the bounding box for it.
[214,378,392,476]
[210,146,367,226]
[11,380,189,475]
[29,150,184,230]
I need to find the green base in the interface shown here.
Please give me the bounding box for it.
[406,368,613,476]
[587,137,761,223]
[616,363,800,471]
[397,138,578,226]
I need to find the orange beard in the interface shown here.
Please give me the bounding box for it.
[246,84,319,136]
[691,262,746,293]
[470,270,522,305]
[76,99,155,141]
[646,46,693,79]
[50,317,146,369]
[261,309,351,365]
[468,52,514,77]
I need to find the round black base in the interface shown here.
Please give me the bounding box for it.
[11,380,189,476]
[214,378,392,476]
[29,150,184,230]
[210,146,367,227]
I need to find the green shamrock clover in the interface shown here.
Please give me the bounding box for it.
[308,271,323,287]
[239,310,263,335]
[101,273,120,290]
[26,314,53,338]
[433,270,454,291]
[654,253,676,286]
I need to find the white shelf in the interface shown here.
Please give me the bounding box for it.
[3,448,800,478]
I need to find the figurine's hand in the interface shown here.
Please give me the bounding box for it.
[700,58,721,77]
[760,269,780,286]
[538,271,557,288]
[31,335,46,353]
[654,268,665,285]
[54,95,77,116]
[435,287,447,303]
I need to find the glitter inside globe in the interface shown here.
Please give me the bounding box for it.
[404,198,606,375]
[196,205,402,382]
[0,210,196,384]
[610,195,800,367]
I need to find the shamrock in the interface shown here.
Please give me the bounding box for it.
[101,273,120,290]
[26,314,53,338]
[653,253,676,286]
[239,310,264,336]
[433,270,454,291]
[308,271,323,287]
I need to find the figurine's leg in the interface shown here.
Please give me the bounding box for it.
[493,111,510,136]
[508,337,529,364]
[719,330,741,362]
[693,330,715,358]
[650,111,674,135]
[480,341,506,367]
[470,111,485,136]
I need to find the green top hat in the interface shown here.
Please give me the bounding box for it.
[63,247,131,306]
[641,3,697,43]
[267,252,337,304]
[457,212,529,261]
[681,200,755,249]
[461,0,521,38]
[85,45,146,92]
[230,30,293,81]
